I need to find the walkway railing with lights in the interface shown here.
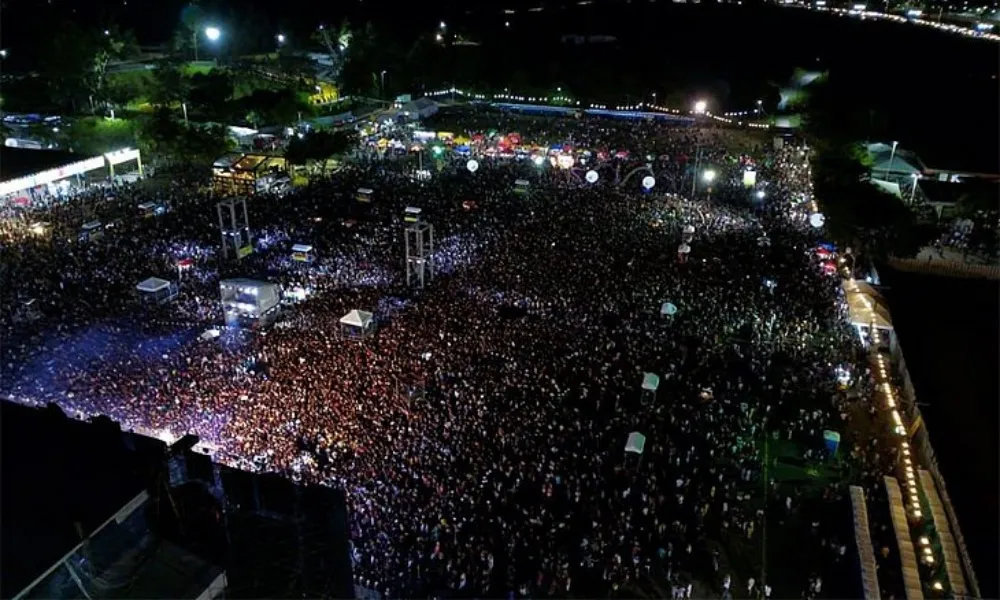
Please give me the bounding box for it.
[866,320,981,599]
[919,470,969,597]
[891,340,982,599]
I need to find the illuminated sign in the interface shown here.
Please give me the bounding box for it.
[104,148,141,166]
[743,169,757,188]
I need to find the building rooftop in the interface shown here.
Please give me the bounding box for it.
[0,148,90,182]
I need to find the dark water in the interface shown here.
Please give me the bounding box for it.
[880,268,1000,598]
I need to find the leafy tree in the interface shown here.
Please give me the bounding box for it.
[150,58,190,107]
[811,143,932,259]
[313,20,353,80]
[238,89,308,127]
[137,107,230,163]
[63,117,139,155]
[285,130,357,165]
[187,71,234,117]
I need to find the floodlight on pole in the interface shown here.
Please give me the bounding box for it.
[205,26,221,42]
[703,169,717,183]
[440,21,446,29]
[693,100,708,114]
[276,33,286,44]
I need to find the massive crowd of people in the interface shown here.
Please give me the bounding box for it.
[1,108,903,599]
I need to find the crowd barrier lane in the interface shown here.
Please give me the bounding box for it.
[891,341,982,598]
[888,257,1000,281]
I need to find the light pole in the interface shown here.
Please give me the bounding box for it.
[380,69,387,99]
[908,173,920,204]
[703,169,717,201]
[883,140,898,181]
[195,26,221,61]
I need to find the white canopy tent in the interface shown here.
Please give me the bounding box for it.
[660,302,678,317]
[339,309,375,340]
[642,372,660,391]
[136,277,178,305]
[625,432,646,455]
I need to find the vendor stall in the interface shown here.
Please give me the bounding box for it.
[339,309,376,340]
[136,277,179,305]
[79,220,103,242]
[291,243,314,263]
[212,152,288,195]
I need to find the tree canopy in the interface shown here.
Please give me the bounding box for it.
[285,130,358,165]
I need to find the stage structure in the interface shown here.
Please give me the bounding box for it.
[404,207,435,288]
[339,309,375,340]
[136,277,179,305]
[217,198,253,260]
[220,278,281,327]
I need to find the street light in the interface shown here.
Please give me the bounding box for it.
[205,26,221,42]
[440,21,446,29]
[703,169,717,183]
[908,173,920,204]
[884,140,898,180]
[276,33,286,44]
[0,49,7,59]
[435,33,443,42]
[693,99,708,114]
[380,69,388,99]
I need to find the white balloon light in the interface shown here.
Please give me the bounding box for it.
[809,212,825,228]
[642,175,656,190]
[585,170,599,183]
[466,159,479,173]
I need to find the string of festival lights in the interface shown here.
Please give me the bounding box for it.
[423,88,773,129]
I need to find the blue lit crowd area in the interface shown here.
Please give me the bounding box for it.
[0,107,941,599]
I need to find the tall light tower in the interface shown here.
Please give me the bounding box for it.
[217,198,252,260]
[403,207,434,288]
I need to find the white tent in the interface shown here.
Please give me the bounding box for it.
[136,277,178,305]
[625,432,646,455]
[136,277,172,293]
[340,309,373,328]
[642,372,660,391]
[660,302,678,316]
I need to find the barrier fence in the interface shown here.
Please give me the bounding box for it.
[888,257,1000,280]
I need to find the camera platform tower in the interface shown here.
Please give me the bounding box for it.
[403,207,434,288]
[217,198,252,260]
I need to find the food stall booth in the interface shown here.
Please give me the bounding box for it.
[291,244,315,263]
[136,277,179,305]
[212,152,288,195]
[79,220,103,242]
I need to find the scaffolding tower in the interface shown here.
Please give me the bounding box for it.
[404,216,434,288]
[217,198,252,260]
